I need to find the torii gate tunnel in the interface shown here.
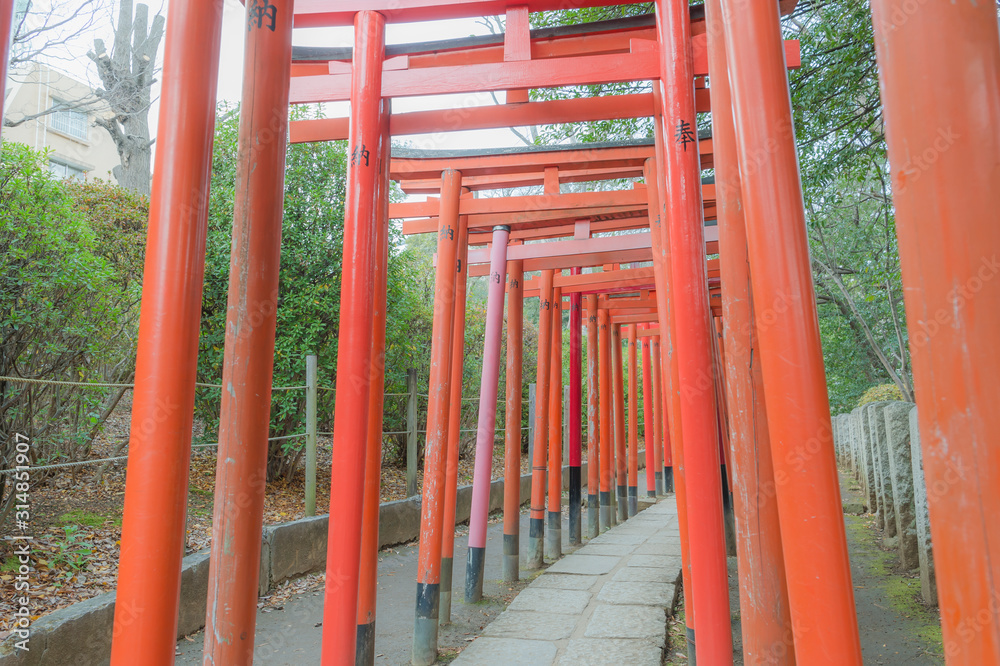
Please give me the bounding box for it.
[3,0,991,663]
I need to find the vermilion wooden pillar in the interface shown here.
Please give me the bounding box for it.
[527,269,554,568]
[640,326,657,497]
[645,153,695,653]
[357,102,392,665]
[502,259,525,582]
[109,2,224,662]
[585,294,601,538]
[202,1,292,661]
[626,324,639,516]
[321,13,386,664]
[869,2,1000,661]
[466,224,510,602]
[440,205,469,620]
[656,0,732,660]
[412,169,462,666]
[568,270,583,545]
[547,286,564,559]
[611,323,628,523]
[650,336,664,493]
[660,350,674,496]
[720,0,862,662]
[597,306,613,531]
[706,0,795,660]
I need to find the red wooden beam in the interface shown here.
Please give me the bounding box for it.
[289,90,714,144]
[523,267,655,296]
[464,224,720,273]
[390,188,648,219]
[399,165,647,194]
[290,48,660,103]
[294,0,637,28]
[389,140,710,180]
[402,205,651,235]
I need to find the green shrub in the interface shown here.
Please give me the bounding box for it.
[856,383,906,408]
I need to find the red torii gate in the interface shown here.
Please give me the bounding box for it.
[36,0,994,663]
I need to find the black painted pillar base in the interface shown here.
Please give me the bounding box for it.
[464,546,485,603]
[627,485,638,517]
[721,464,737,557]
[501,533,518,582]
[664,466,675,493]
[687,626,696,665]
[440,556,453,624]
[587,493,599,538]
[545,510,562,559]
[568,466,582,545]
[616,484,627,522]
[654,470,664,496]
[412,582,440,666]
[527,517,544,568]
[356,621,375,666]
[599,490,611,532]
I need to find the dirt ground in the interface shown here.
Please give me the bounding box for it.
[0,398,544,641]
[662,468,943,664]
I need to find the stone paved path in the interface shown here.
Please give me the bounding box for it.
[454,498,681,666]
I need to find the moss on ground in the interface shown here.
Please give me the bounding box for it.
[847,513,944,659]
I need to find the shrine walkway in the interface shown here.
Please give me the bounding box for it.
[454,498,680,665]
[175,471,680,665]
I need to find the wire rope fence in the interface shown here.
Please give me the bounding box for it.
[0,356,598,516]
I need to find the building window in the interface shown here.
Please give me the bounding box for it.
[49,101,88,140]
[50,160,86,181]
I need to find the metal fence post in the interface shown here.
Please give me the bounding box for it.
[406,368,418,497]
[305,355,318,516]
[528,382,536,468]
[563,384,570,465]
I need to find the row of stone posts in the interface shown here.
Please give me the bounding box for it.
[831,401,936,606]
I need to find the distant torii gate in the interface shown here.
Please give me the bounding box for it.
[53,0,1000,664]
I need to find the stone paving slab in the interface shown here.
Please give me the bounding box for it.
[634,541,683,556]
[626,553,678,568]
[557,638,663,666]
[455,637,558,665]
[546,553,619,575]
[573,542,638,557]
[508,588,592,614]
[482,610,580,640]
[597,580,675,606]
[612,565,675,583]
[588,532,648,546]
[584,604,668,643]
[531,573,601,591]
[454,497,681,665]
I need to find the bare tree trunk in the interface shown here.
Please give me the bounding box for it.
[88,1,163,196]
[815,259,913,400]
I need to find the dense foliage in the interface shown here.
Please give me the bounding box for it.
[0,143,147,520]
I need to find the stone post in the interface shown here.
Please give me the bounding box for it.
[884,402,919,569]
[909,405,937,605]
[868,401,897,540]
[859,405,879,517]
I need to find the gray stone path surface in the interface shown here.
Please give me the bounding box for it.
[453,498,680,666]
[176,471,663,664]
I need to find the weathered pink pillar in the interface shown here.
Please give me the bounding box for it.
[464,225,511,602]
